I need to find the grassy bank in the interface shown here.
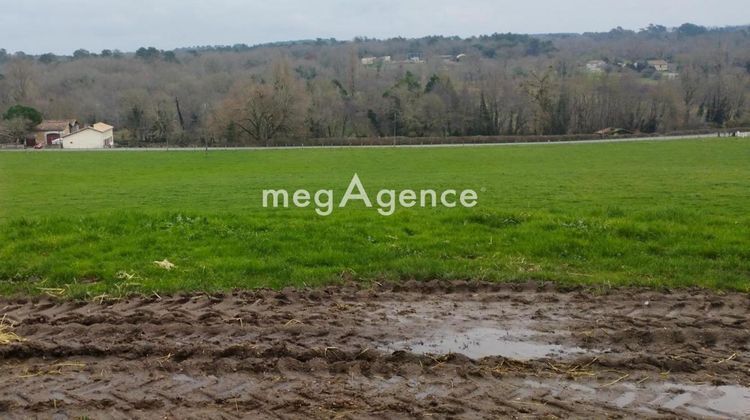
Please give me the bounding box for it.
[1,138,749,296]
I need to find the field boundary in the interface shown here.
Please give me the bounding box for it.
[2,132,746,152]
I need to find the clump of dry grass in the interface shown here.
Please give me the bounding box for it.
[18,361,86,378]
[0,315,24,345]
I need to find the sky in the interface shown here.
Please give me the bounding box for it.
[1,0,748,55]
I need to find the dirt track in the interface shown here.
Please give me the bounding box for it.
[1,281,749,419]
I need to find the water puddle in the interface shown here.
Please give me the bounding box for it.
[523,379,750,418]
[385,326,588,360]
[647,383,750,418]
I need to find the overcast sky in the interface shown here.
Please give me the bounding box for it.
[2,0,748,55]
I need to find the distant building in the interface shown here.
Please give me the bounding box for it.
[62,122,114,149]
[407,53,424,63]
[613,59,631,68]
[647,59,669,72]
[438,53,467,63]
[28,119,79,147]
[663,72,679,80]
[585,60,607,73]
[361,56,391,65]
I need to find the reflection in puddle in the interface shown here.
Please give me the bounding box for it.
[385,326,588,360]
[524,379,750,418]
[648,383,750,418]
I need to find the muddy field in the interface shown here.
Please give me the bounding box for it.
[1,281,749,419]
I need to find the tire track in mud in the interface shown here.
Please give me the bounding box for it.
[1,281,749,418]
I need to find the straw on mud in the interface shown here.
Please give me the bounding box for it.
[155,353,173,367]
[323,346,338,357]
[18,361,86,378]
[356,347,371,358]
[333,302,351,311]
[51,362,86,369]
[716,352,737,364]
[490,357,600,380]
[0,315,24,345]
[601,373,629,388]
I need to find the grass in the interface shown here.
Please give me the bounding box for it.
[0,138,749,297]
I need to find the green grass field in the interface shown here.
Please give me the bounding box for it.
[1,138,749,297]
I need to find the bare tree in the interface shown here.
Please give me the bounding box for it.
[217,58,308,145]
[0,117,31,145]
[5,58,36,102]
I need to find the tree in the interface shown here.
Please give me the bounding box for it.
[73,49,91,59]
[521,69,557,134]
[125,106,146,142]
[306,79,348,137]
[215,58,308,145]
[640,24,667,37]
[150,104,176,142]
[163,51,179,63]
[677,23,708,37]
[38,53,57,64]
[0,27,746,145]
[1,105,42,144]
[4,58,35,102]
[0,117,32,144]
[679,66,702,126]
[474,92,495,135]
[3,104,42,126]
[135,47,161,61]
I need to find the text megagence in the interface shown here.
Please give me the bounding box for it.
[262,174,478,216]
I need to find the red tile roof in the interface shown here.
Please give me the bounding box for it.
[34,119,78,132]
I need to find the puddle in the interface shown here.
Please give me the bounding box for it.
[384,326,588,360]
[647,383,750,418]
[524,379,750,418]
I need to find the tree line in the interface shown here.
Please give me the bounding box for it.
[1,23,749,146]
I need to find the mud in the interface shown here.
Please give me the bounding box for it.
[0,281,749,418]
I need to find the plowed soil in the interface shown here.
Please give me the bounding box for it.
[1,281,749,419]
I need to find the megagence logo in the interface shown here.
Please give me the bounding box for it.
[262,174,478,216]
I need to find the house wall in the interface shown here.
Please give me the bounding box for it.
[34,127,70,145]
[63,129,114,149]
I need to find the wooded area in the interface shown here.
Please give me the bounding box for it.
[1,23,749,146]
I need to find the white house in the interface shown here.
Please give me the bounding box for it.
[586,60,607,73]
[361,56,391,65]
[62,122,114,149]
[647,59,669,72]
